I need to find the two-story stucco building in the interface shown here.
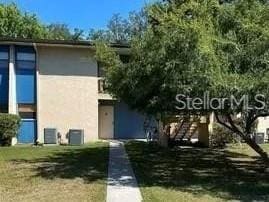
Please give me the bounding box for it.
[0,38,268,145]
[0,38,146,144]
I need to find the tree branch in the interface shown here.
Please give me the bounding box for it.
[215,112,235,132]
[226,114,244,136]
[245,111,254,134]
[249,112,269,127]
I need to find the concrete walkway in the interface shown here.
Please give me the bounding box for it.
[106,141,142,202]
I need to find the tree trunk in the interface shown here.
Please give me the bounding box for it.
[243,137,269,166]
[215,113,269,166]
[157,120,169,147]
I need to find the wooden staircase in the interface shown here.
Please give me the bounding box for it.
[170,117,199,141]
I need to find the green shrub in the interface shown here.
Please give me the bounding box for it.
[210,123,237,148]
[0,113,21,146]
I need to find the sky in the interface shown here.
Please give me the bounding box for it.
[1,0,155,30]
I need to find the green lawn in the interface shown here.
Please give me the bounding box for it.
[125,141,269,202]
[0,142,109,202]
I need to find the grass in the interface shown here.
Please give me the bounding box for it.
[125,141,269,202]
[0,142,109,202]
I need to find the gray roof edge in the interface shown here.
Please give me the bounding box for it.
[0,37,130,48]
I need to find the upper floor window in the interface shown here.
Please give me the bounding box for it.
[0,50,8,60]
[0,46,9,106]
[97,54,130,78]
[97,61,106,78]
[15,46,36,104]
[0,46,9,69]
[16,46,36,70]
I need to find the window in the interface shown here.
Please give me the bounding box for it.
[17,52,35,61]
[97,54,130,78]
[16,46,36,104]
[18,104,36,119]
[97,61,106,77]
[0,104,8,113]
[0,60,8,69]
[16,49,36,70]
[0,52,8,61]
[0,46,9,70]
[0,46,9,106]
[19,112,36,119]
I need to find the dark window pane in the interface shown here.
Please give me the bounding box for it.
[98,61,106,77]
[0,104,8,113]
[16,46,35,54]
[0,60,8,69]
[17,53,35,61]
[0,52,8,60]
[16,60,35,70]
[0,61,9,104]
[19,112,36,119]
[0,46,9,63]
[0,46,9,52]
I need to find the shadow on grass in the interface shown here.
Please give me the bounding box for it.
[11,143,109,184]
[125,141,269,201]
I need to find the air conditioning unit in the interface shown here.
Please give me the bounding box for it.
[44,128,57,144]
[69,129,84,145]
[255,133,265,144]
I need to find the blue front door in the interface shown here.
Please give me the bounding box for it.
[18,119,36,144]
[114,102,146,139]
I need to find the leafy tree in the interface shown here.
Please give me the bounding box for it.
[47,23,73,40]
[0,3,49,39]
[88,29,111,42]
[47,23,84,40]
[106,14,130,43]
[72,28,84,40]
[88,10,147,43]
[96,0,269,164]
[0,3,84,40]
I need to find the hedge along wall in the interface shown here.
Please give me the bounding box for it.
[0,113,21,146]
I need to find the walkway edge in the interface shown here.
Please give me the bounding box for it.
[106,141,142,202]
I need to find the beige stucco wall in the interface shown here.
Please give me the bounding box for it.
[36,46,99,143]
[257,117,269,142]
